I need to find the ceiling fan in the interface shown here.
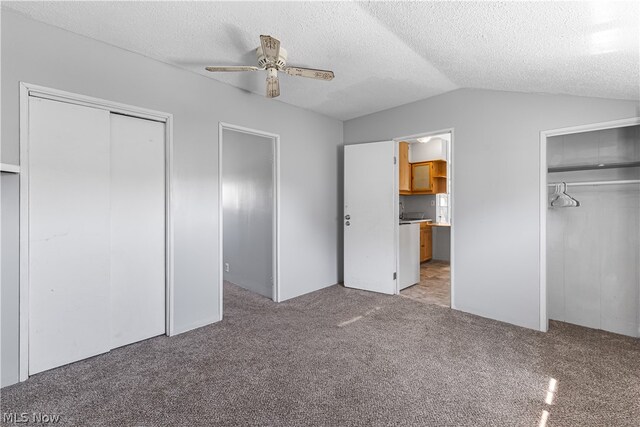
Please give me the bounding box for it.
[205,35,335,98]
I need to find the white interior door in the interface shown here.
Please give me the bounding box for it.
[110,114,166,348]
[344,141,398,294]
[28,97,111,374]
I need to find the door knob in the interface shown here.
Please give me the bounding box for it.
[345,215,350,220]
[345,221,351,226]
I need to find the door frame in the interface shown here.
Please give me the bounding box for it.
[393,128,455,307]
[218,122,281,314]
[18,82,175,381]
[538,116,640,332]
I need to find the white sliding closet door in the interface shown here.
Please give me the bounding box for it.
[110,114,166,348]
[28,98,111,374]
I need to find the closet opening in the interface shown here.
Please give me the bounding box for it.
[540,118,640,337]
[218,123,280,314]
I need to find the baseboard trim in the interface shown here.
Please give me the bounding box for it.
[278,281,341,302]
[171,316,220,336]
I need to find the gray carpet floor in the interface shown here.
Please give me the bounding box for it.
[1,282,639,426]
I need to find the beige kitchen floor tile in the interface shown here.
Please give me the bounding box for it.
[400,260,450,307]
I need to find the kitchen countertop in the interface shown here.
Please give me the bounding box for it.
[399,220,451,227]
[399,219,432,224]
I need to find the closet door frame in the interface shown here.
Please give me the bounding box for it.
[18,82,175,381]
[539,116,640,333]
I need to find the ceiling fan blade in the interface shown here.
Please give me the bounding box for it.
[205,66,262,72]
[266,75,280,98]
[260,35,281,64]
[284,67,334,81]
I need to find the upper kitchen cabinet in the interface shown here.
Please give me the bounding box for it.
[411,160,447,194]
[432,160,447,193]
[399,141,411,195]
[411,162,433,193]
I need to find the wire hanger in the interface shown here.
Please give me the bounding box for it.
[550,182,580,208]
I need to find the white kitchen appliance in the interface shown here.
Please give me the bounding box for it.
[398,223,420,290]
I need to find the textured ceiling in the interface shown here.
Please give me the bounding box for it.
[4,1,639,120]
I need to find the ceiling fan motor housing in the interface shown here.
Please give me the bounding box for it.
[257,46,287,69]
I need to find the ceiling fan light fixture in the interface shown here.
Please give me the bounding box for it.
[205,35,334,98]
[266,68,280,98]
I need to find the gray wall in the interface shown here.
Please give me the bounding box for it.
[401,194,436,220]
[222,129,273,298]
[344,88,639,330]
[547,126,639,337]
[432,227,451,262]
[1,173,20,386]
[1,10,343,386]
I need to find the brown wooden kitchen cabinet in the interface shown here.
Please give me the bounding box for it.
[420,222,432,262]
[398,141,411,195]
[411,160,447,195]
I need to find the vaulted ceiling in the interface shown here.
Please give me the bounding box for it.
[4,1,639,120]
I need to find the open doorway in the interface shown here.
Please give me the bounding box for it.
[218,123,280,312]
[342,130,454,307]
[395,130,453,308]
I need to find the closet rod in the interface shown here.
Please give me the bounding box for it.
[548,179,640,187]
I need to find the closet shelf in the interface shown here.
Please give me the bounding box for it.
[548,161,640,173]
